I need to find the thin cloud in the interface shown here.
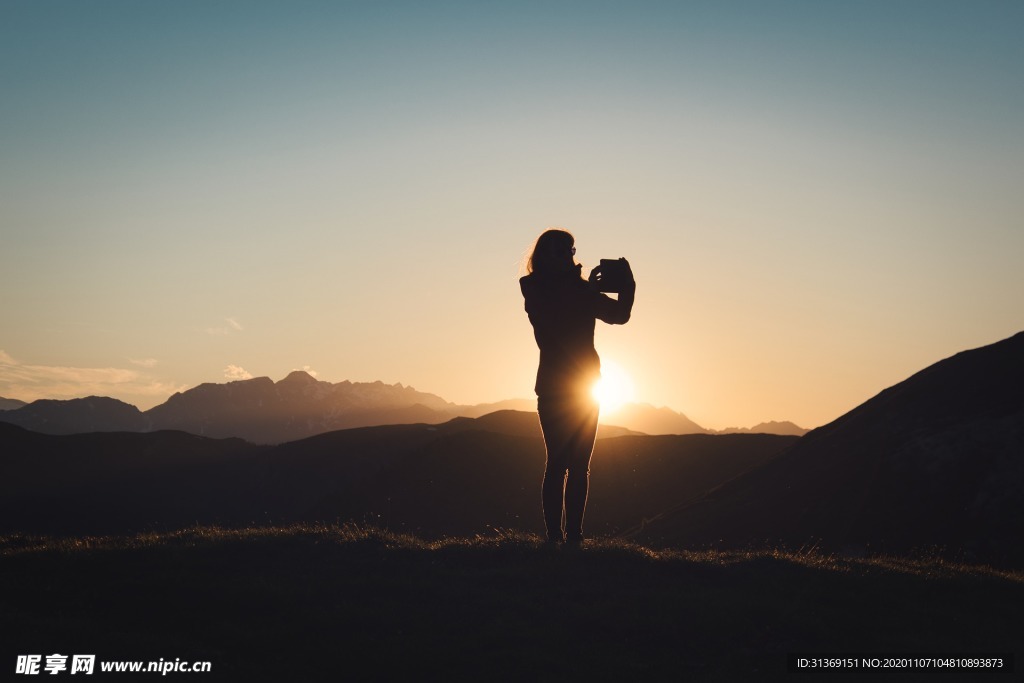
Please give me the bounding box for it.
[130,358,159,368]
[206,317,244,336]
[0,350,181,404]
[224,365,254,381]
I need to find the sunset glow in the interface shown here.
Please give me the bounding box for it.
[0,3,1021,431]
[593,361,635,415]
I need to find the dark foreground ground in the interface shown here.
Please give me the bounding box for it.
[2,526,1021,682]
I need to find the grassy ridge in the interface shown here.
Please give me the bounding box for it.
[2,526,1022,682]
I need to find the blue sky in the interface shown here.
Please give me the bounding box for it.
[2,1,1022,428]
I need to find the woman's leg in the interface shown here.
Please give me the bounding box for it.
[541,462,567,542]
[538,394,599,543]
[564,399,599,543]
[538,396,570,542]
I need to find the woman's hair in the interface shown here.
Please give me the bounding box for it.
[527,228,576,275]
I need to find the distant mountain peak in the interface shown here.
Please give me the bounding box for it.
[278,371,319,385]
[716,421,809,436]
[607,402,707,435]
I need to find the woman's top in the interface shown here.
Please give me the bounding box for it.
[520,263,635,397]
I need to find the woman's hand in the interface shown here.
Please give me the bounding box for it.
[589,258,635,291]
[619,258,635,286]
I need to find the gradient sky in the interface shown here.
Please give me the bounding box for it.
[2,1,1021,430]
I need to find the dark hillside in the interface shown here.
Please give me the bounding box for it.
[210,424,796,540]
[0,419,794,540]
[634,332,1024,568]
[0,424,263,535]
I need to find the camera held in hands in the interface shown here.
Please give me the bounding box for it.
[591,258,633,293]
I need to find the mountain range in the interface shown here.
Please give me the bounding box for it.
[0,371,804,443]
[2,331,1019,567]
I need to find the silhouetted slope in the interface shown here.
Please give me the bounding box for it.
[0,415,794,540]
[0,423,263,535]
[634,331,1024,567]
[244,418,794,540]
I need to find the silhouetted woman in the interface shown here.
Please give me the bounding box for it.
[520,229,635,545]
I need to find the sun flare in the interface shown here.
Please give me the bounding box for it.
[592,360,635,414]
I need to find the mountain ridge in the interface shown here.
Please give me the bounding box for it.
[0,396,28,411]
[0,375,802,442]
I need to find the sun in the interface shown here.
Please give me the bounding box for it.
[592,360,635,414]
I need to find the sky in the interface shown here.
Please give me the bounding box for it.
[1,1,1022,430]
